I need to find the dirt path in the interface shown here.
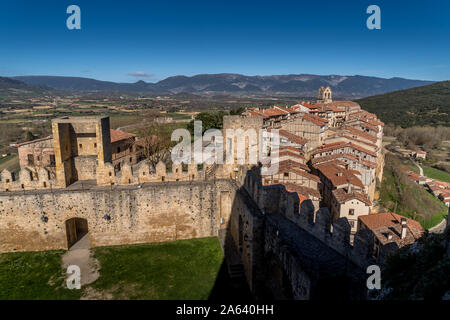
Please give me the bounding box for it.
[62,234,100,286]
[412,160,424,176]
[429,217,448,234]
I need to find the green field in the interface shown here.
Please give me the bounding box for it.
[422,166,450,183]
[409,164,450,183]
[0,153,19,173]
[0,237,223,300]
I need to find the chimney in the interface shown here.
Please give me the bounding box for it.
[401,218,407,239]
[347,183,352,194]
[387,232,393,240]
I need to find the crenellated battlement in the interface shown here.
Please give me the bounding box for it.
[261,180,376,268]
[0,159,226,192]
[0,167,56,192]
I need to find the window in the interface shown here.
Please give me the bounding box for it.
[117,147,121,153]
[79,144,83,149]
[27,154,34,165]
[94,143,97,148]
[49,154,56,166]
[284,172,289,177]
[349,209,355,216]
[349,220,355,228]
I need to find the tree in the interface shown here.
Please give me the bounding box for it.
[137,122,173,167]
[187,110,227,135]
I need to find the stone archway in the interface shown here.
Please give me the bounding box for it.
[65,218,89,249]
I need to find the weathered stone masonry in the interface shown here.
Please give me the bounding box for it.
[0,180,233,252]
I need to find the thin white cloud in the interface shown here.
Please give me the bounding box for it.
[127,71,154,78]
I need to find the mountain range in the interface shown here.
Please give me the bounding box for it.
[0,76,53,98]
[12,74,434,98]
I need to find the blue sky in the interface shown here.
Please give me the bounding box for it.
[0,0,449,82]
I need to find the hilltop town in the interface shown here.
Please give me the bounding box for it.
[1,85,441,301]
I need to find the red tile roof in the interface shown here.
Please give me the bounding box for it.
[110,129,136,143]
[11,136,52,147]
[312,141,377,157]
[275,159,313,175]
[314,162,364,189]
[358,212,424,246]
[344,127,378,143]
[303,114,328,126]
[278,130,308,145]
[311,152,377,169]
[332,188,372,206]
[359,212,423,231]
[281,182,322,200]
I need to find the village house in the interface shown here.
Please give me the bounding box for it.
[438,193,450,207]
[12,125,142,177]
[263,159,319,190]
[312,161,366,207]
[110,129,141,172]
[280,114,328,153]
[411,150,427,160]
[358,212,425,264]
[330,187,372,233]
[282,182,322,213]
[11,136,56,178]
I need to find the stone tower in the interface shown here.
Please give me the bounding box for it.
[51,116,112,187]
[318,86,332,104]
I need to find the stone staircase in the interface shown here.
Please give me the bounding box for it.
[228,263,245,278]
[218,229,246,279]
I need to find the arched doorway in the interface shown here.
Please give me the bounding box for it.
[65,218,89,249]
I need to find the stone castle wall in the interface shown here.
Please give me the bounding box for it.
[0,180,234,252]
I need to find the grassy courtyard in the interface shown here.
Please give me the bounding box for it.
[0,237,223,300]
